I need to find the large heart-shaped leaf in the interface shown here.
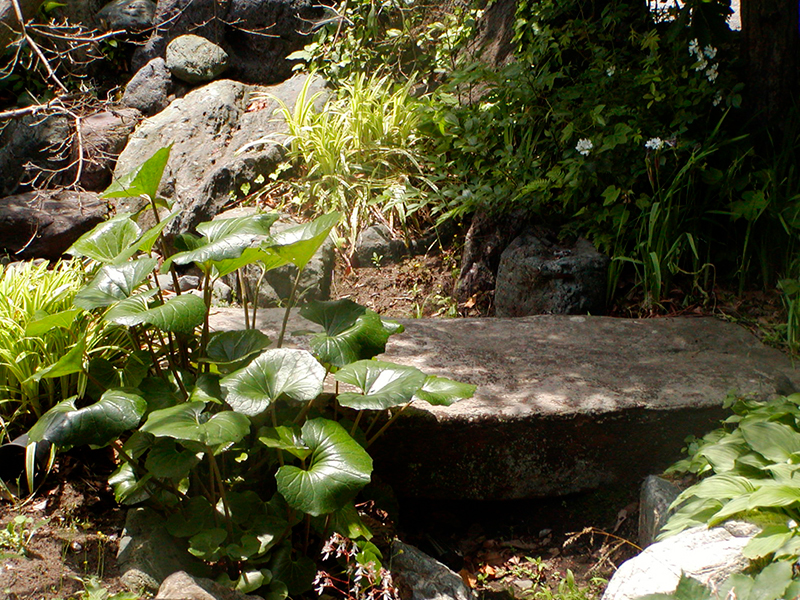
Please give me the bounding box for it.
[106,293,205,334]
[270,543,317,596]
[262,212,340,270]
[28,389,147,449]
[275,418,372,516]
[221,349,325,417]
[213,247,284,279]
[144,438,201,479]
[197,214,279,242]
[102,145,171,201]
[166,496,215,537]
[300,300,401,367]
[67,214,142,263]
[335,361,427,410]
[170,234,262,270]
[74,257,157,310]
[204,330,272,373]
[140,401,251,448]
[412,375,476,406]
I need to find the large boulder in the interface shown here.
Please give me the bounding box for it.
[130,0,323,84]
[0,113,71,196]
[0,190,109,260]
[71,108,142,191]
[165,34,229,84]
[113,75,328,238]
[122,58,182,116]
[96,0,156,30]
[602,521,760,600]
[494,232,609,317]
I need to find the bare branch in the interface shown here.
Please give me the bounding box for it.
[9,0,68,92]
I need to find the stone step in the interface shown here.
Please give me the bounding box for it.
[209,309,800,500]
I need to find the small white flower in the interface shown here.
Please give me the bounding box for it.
[704,45,717,59]
[789,519,798,529]
[575,138,593,156]
[606,65,616,77]
[706,64,719,83]
[713,91,723,106]
[694,57,709,71]
[688,39,699,57]
[645,137,664,151]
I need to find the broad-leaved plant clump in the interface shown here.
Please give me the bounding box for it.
[20,148,476,597]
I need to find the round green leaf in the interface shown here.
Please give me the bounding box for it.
[412,375,477,406]
[144,438,201,479]
[67,214,142,263]
[262,212,340,270]
[141,402,251,448]
[335,360,427,410]
[140,293,206,334]
[204,330,272,373]
[221,348,325,417]
[270,543,317,595]
[275,418,372,516]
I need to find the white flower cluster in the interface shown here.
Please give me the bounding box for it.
[575,138,593,156]
[606,65,616,77]
[644,137,674,151]
[316,533,400,600]
[688,38,719,83]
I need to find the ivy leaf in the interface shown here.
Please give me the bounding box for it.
[102,145,171,201]
[28,389,147,449]
[335,361,427,410]
[275,418,372,517]
[262,212,340,270]
[301,300,401,367]
[67,214,142,264]
[74,257,157,310]
[204,330,272,373]
[221,349,326,417]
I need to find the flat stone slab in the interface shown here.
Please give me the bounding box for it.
[210,309,800,500]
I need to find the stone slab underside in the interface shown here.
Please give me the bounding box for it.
[210,310,800,500]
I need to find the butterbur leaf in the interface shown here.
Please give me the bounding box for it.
[335,360,427,410]
[67,214,141,263]
[218,568,272,592]
[139,294,206,334]
[258,425,312,460]
[141,402,251,449]
[204,330,272,373]
[197,213,279,242]
[188,528,227,561]
[270,543,316,595]
[222,491,266,525]
[144,438,201,479]
[102,145,171,201]
[109,462,151,504]
[221,348,325,417]
[301,300,400,367]
[28,389,147,449]
[31,337,86,381]
[262,212,340,270]
[312,502,372,540]
[74,258,157,310]
[276,418,372,516]
[166,497,215,537]
[413,375,476,406]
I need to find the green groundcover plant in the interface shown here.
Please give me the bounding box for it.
[18,147,476,597]
[649,393,800,599]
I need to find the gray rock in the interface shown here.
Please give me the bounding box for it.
[97,0,156,30]
[213,279,233,304]
[130,0,322,84]
[122,58,176,116]
[0,113,71,196]
[155,571,263,600]
[113,75,328,239]
[72,108,141,191]
[207,310,800,501]
[118,508,210,594]
[166,34,229,84]
[495,233,609,317]
[0,190,109,260]
[353,223,406,267]
[601,521,760,600]
[391,541,475,600]
[638,476,681,549]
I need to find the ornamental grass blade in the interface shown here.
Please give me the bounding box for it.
[203,330,272,373]
[275,419,372,517]
[102,145,171,201]
[67,214,142,264]
[74,257,157,310]
[412,375,476,406]
[300,299,400,367]
[221,348,325,417]
[28,388,147,449]
[335,360,427,410]
[262,212,340,270]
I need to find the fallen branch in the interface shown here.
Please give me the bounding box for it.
[9,0,67,92]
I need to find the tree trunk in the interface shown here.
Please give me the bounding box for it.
[740,0,799,130]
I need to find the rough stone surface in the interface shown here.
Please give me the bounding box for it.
[0,190,109,259]
[166,34,229,84]
[208,310,800,500]
[602,521,760,600]
[131,0,322,83]
[122,58,177,116]
[97,0,156,30]
[118,508,210,594]
[495,233,609,317]
[155,571,263,600]
[353,223,406,267]
[638,476,681,549]
[391,541,475,600]
[0,113,71,196]
[113,75,328,238]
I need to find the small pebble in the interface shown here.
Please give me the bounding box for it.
[71,541,82,552]
[538,528,552,538]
